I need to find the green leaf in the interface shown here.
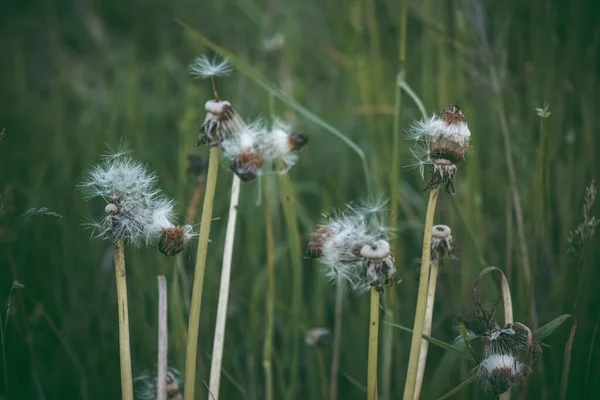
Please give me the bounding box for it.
[384,321,468,357]
[533,314,572,341]
[436,373,478,400]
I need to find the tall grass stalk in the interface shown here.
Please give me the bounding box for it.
[329,283,344,400]
[263,178,276,400]
[114,240,134,400]
[157,276,168,400]
[403,186,440,400]
[367,288,380,400]
[209,175,242,398]
[383,4,408,398]
[413,259,440,399]
[184,146,221,400]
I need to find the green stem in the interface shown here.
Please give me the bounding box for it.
[330,283,344,400]
[263,180,276,400]
[114,240,134,400]
[367,288,380,400]
[403,187,440,400]
[184,146,221,400]
[315,347,328,400]
[414,260,440,399]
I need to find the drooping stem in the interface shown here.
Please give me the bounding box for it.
[403,186,440,400]
[209,175,242,398]
[263,179,276,400]
[414,260,440,400]
[329,282,344,400]
[114,240,134,400]
[157,276,168,400]
[184,146,221,400]
[367,288,380,400]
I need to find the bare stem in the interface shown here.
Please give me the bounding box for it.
[263,180,276,400]
[403,186,440,400]
[367,288,380,400]
[114,241,134,400]
[184,146,221,400]
[329,283,344,400]
[209,175,242,398]
[157,276,168,400]
[414,260,440,400]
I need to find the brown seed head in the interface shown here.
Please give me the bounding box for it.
[288,132,309,151]
[159,226,187,256]
[429,136,469,164]
[229,150,265,181]
[307,226,331,258]
[442,104,465,125]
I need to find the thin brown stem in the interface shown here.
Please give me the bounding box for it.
[114,241,134,400]
[367,288,380,400]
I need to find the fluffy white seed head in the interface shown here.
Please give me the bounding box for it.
[79,148,176,246]
[134,367,183,400]
[360,239,391,259]
[189,55,232,79]
[478,353,525,395]
[481,354,523,375]
[408,115,471,144]
[255,119,308,174]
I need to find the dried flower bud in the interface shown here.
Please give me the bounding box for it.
[229,150,265,182]
[478,354,525,395]
[360,239,400,292]
[431,224,455,263]
[408,104,471,194]
[159,225,195,257]
[305,327,330,346]
[199,100,245,147]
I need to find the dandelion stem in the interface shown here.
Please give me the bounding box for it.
[414,260,440,400]
[315,346,328,400]
[208,175,242,399]
[263,178,276,400]
[114,240,134,400]
[157,275,168,400]
[185,146,221,400]
[403,186,440,400]
[367,288,380,400]
[329,282,344,400]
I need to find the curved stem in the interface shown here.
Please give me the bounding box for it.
[367,288,380,400]
[209,175,242,399]
[114,241,133,400]
[184,146,221,400]
[414,261,440,399]
[403,187,440,400]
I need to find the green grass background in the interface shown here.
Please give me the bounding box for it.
[1,0,599,398]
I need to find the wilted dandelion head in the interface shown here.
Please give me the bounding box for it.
[198,100,245,147]
[134,367,184,400]
[308,200,400,293]
[79,149,175,246]
[408,104,471,194]
[478,354,525,395]
[222,119,267,181]
[189,55,232,79]
[431,224,456,263]
[255,119,309,174]
[159,224,197,257]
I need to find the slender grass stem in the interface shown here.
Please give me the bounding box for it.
[403,186,440,400]
[263,178,276,400]
[114,240,133,400]
[367,288,380,400]
[185,146,221,400]
[399,79,428,120]
[315,347,328,400]
[414,260,440,400]
[209,175,242,398]
[329,282,344,400]
[384,5,408,398]
[157,276,168,400]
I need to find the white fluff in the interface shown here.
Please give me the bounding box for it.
[481,354,523,375]
[189,55,232,79]
[408,115,471,144]
[205,100,231,114]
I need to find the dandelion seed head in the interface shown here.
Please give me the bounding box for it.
[478,354,525,395]
[189,55,232,79]
[134,367,184,400]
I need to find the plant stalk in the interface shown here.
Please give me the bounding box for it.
[114,240,134,400]
[403,186,440,400]
[184,146,221,400]
[209,175,242,398]
[329,282,344,400]
[157,275,168,400]
[367,288,380,400]
[414,260,440,399]
[263,177,276,400]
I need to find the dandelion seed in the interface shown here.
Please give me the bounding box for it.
[256,119,309,174]
[189,55,232,79]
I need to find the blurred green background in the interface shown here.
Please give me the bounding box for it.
[1,0,599,398]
